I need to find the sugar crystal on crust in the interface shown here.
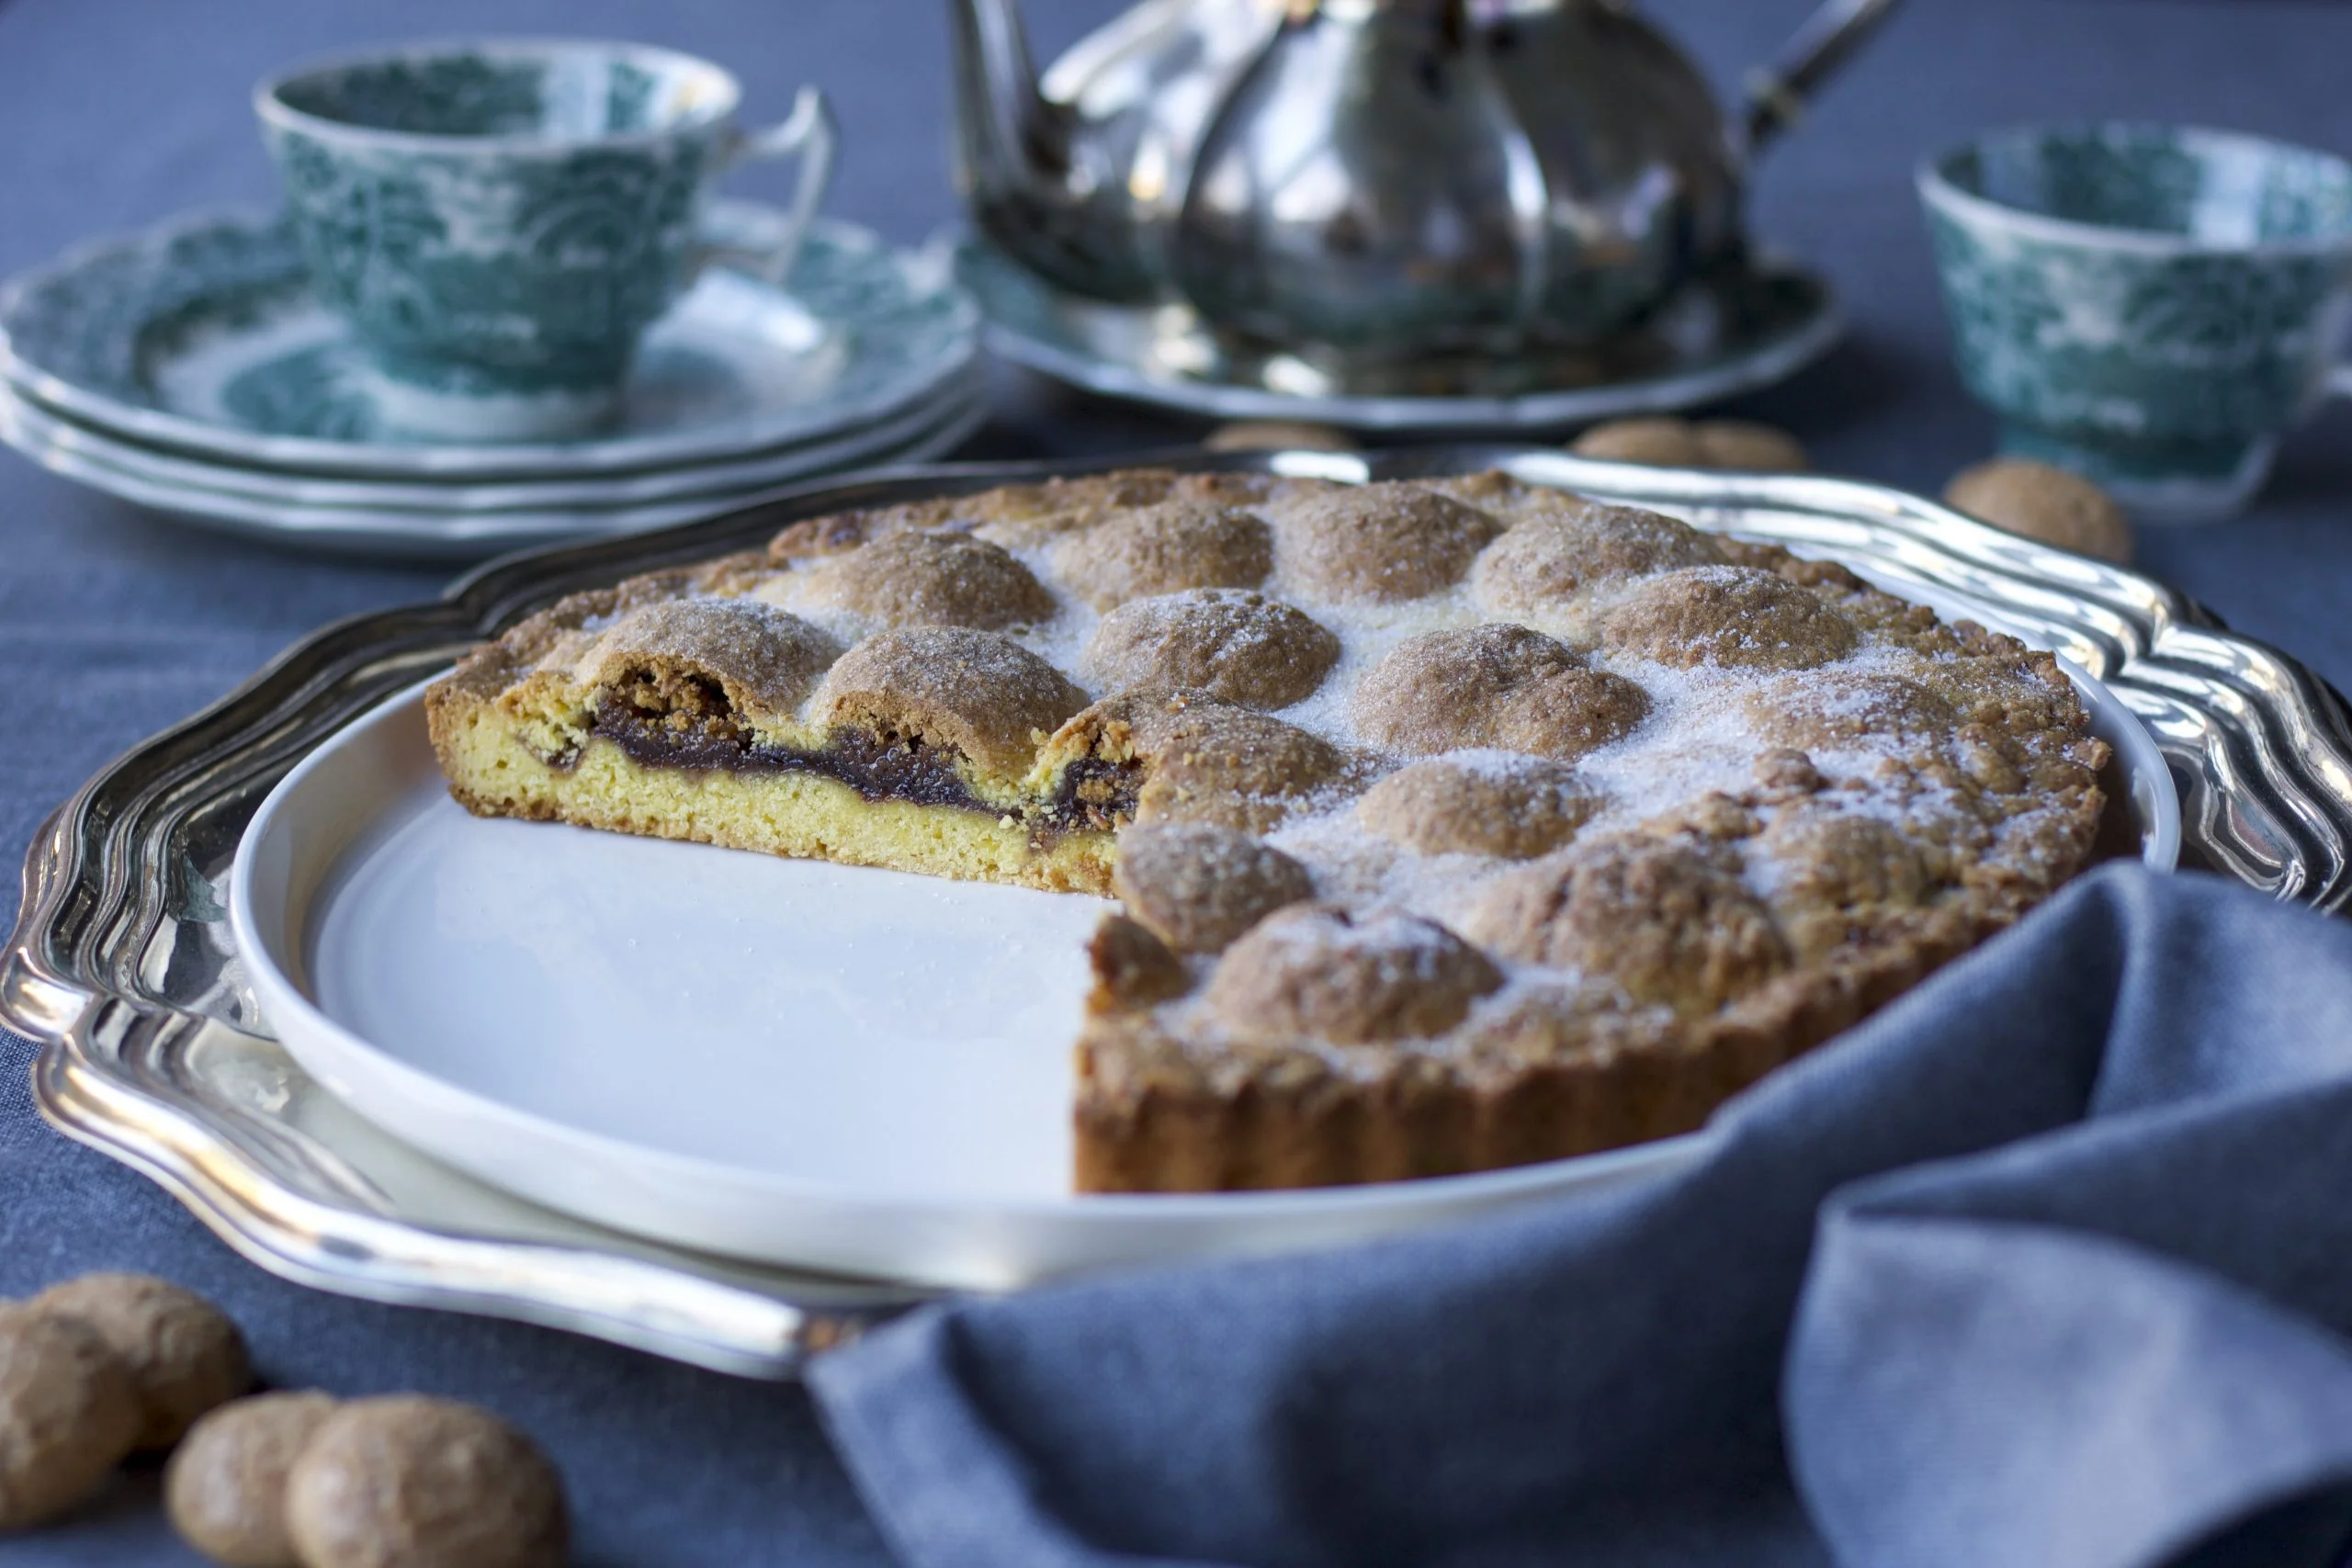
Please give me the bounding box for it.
[1745,668,1960,754]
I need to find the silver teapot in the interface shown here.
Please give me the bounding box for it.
[950,0,1896,362]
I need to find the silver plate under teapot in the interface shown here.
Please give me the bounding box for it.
[955,234,1841,429]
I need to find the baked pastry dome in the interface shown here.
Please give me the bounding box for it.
[1471,502,1726,617]
[1053,500,1275,609]
[1274,481,1503,604]
[1355,754,1605,860]
[1351,624,1650,760]
[1082,589,1339,709]
[1204,905,1505,1045]
[1599,565,1861,670]
[1111,823,1315,955]
[427,467,2110,1193]
[797,530,1056,630]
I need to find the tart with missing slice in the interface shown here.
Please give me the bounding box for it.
[426,469,2108,1192]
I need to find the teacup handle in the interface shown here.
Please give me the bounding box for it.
[698,85,839,289]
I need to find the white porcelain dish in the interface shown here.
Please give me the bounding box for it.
[229,661,2177,1291]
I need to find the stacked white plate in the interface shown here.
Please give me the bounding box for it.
[0,202,983,558]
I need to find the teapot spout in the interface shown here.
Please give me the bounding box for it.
[946,0,1161,299]
[948,0,1064,196]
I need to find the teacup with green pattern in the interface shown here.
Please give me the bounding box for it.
[1919,124,2352,518]
[257,39,835,442]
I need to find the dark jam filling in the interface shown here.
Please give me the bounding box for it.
[1048,757,1141,835]
[582,701,1138,836]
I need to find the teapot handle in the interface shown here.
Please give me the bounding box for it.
[1742,0,1900,155]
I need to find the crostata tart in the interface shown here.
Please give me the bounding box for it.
[425,468,2108,1192]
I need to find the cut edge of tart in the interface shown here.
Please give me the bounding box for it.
[424,468,2110,1194]
[425,593,1126,896]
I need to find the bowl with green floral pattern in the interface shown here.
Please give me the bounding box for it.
[1919,123,2352,519]
[256,39,835,443]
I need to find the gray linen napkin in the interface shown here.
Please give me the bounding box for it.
[808,865,2352,1568]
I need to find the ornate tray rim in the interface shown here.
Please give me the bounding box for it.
[8,446,2351,1379]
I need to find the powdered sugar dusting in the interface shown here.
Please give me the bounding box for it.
[1268,805,1521,926]
[1569,658,1763,831]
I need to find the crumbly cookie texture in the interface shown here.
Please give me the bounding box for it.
[1355,754,1603,860]
[1273,481,1504,604]
[1111,823,1314,954]
[1472,502,1726,618]
[1053,500,1274,610]
[800,530,1057,629]
[1600,566,1860,671]
[427,468,2111,1192]
[1035,690,1351,836]
[1204,905,1505,1045]
[1350,623,1652,759]
[1083,589,1339,709]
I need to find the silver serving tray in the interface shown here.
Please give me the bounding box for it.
[8,448,2351,1379]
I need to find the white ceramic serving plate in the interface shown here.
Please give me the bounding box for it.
[230,663,2177,1292]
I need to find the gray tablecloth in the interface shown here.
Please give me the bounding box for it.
[5,1,2352,1562]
